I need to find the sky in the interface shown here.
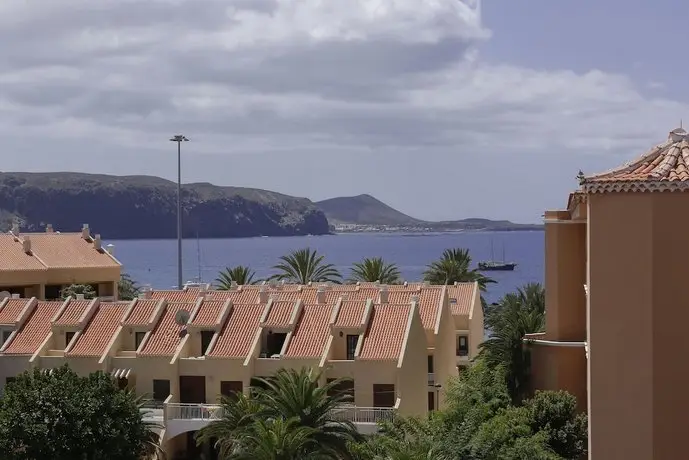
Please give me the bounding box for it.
[1,0,687,224]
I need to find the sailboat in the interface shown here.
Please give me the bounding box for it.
[478,239,517,271]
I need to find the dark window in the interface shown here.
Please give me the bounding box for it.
[45,285,61,300]
[65,331,76,348]
[326,378,355,402]
[2,330,12,344]
[457,336,469,356]
[428,391,435,411]
[220,381,243,401]
[250,377,270,396]
[201,330,215,355]
[346,335,358,360]
[372,384,395,408]
[153,379,171,401]
[117,377,128,390]
[264,332,286,356]
[135,332,146,350]
[427,355,434,373]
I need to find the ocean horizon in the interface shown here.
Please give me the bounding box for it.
[109,230,544,304]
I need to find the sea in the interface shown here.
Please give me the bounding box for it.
[107,231,544,304]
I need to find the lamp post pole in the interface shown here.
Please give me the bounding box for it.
[170,135,189,289]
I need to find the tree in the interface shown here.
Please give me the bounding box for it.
[480,283,546,402]
[270,248,342,284]
[349,257,401,284]
[422,248,494,291]
[216,266,260,288]
[0,365,161,460]
[197,368,360,459]
[60,283,96,300]
[119,273,140,300]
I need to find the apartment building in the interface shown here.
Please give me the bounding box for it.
[0,281,482,457]
[529,126,689,460]
[0,224,121,300]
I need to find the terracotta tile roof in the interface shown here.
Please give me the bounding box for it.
[138,302,194,356]
[208,303,265,358]
[446,283,476,316]
[358,303,411,360]
[122,299,158,326]
[3,301,62,355]
[0,298,31,325]
[583,128,689,192]
[388,287,442,330]
[284,304,332,358]
[333,300,368,328]
[204,289,260,304]
[342,287,381,301]
[53,300,91,326]
[25,233,120,269]
[151,290,199,303]
[68,302,129,357]
[0,235,47,271]
[191,300,225,327]
[263,301,295,327]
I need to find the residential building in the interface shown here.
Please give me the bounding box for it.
[529,126,689,460]
[0,224,121,300]
[0,280,482,458]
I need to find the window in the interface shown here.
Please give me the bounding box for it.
[326,378,355,402]
[457,336,469,356]
[2,330,12,344]
[220,381,243,401]
[427,355,434,373]
[264,332,287,356]
[65,331,76,348]
[201,330,215,355]
[346,334,358,360]
[44,285,61,300]
[134,332,146,350]
[153,379,171,402]
[372,384,395,408]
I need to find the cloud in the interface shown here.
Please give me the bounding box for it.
[0,0,687,221]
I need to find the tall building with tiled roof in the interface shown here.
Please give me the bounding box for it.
[0,224,121,300]
[0,280,482,458]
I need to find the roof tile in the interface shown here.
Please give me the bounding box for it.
[138,302,194,356]
[0,235,47,272]
[191,300,225,327]
[358,304,411,360]
[26,233,120,269]
[284,304,333,358]
[68,302,129,357]
[446,283,476,316]
[208,303,264,358]
[150,290,198,303]
[53,300,91,326]
[388,287,442,330]
[3,301,63,355]
[333,300,368,328]
[123,299,158,326]
[0,298,31,325]
[263,301,295,327]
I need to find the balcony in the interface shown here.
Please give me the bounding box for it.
[162,401,395,439]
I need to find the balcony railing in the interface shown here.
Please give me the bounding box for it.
[166,403,224,421]
[328,406,396,424]
[164,403,395,424]
[427,373,435,385]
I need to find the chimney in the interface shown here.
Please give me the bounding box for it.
[410,295,420,304]
[11,222,19,235]
[93,234,102,251]
[106,244,115,256]
[81,224,90,239]
[379,285,389,304]
[259,285,269,304]
[76,294,85,301]
[139,284,152,299]
[11,293,20,299]
[316,287,326,304]
[22,236,31,254]
[46,224,53,233]
[269,279,277,288]
[230,280,237,290]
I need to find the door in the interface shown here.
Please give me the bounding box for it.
[372,384,395,408]
[179,376,206,404]
[428,391,435,411]
[220,381,243,401]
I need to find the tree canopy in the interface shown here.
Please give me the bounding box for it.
[348,257,401,284]
[0,365,160,460]
[270,248,342,284]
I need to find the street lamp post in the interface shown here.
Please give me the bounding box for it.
[169,135,189,289]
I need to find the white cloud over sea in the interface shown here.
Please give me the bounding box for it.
[0,0,686,221]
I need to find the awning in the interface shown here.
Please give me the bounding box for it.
[111,368,132,379]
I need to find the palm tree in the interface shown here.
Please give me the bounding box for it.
[270,248,342,284]
[422,248,494,291]
[349,257,401,284]
[195,392,264,458]
[230,418,323,460]
[479,282,546,403]
[254,368,362,459]
[216,266,260,288]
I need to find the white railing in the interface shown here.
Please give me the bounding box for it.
[328,406,396,424]
[427,373,435,385]
[165,403,224,421]
[164,403,395,425]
